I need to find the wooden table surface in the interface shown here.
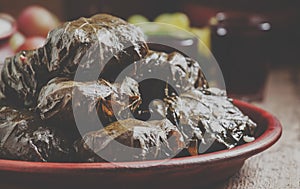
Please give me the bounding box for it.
[218,65,300,189]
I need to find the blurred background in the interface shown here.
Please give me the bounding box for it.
[0,0,299,101]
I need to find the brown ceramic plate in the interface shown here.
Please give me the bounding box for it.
[0,100,282,189]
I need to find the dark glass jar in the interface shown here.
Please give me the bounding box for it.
[210,12,271,101]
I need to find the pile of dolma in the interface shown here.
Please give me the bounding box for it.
[0,14,256,162]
